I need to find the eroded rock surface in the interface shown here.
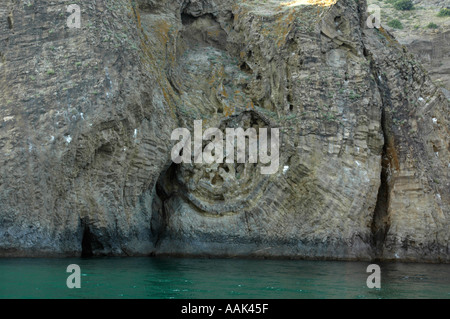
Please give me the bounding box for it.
[368,0,450,93]
[0,0,448,262]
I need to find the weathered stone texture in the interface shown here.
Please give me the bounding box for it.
[0,0,448,262]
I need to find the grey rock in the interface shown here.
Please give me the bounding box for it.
[0,0,448,262]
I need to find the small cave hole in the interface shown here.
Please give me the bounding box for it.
[287,94,294,111]
[97,142,114,154]
[211,174,224,186]
[334,16,342,25]
[240,62,253,74]
[7,16,13,30]
[181,13,195,25]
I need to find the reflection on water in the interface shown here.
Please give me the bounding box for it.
[0,257,448,299]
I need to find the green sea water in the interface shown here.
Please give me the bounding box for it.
[0,257,449,299]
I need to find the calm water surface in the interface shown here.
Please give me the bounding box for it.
[0,257,449,299]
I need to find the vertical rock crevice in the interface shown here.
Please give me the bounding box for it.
[7,10,13,30]
[366,51,399,260]
[371,108,393,260]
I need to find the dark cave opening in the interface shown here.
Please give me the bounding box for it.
[81,225,94,257]
[80,221,104,257]
[152,163,179,248]
[155,163,178,201]
[181,12,196,25]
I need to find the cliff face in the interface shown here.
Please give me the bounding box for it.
[368,0,450,96]
[0,0,448,262]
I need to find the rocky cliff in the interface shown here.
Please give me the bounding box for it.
[0,0,448,262]
[368,0,450,96]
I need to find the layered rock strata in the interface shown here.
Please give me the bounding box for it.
[0,0,448,262]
